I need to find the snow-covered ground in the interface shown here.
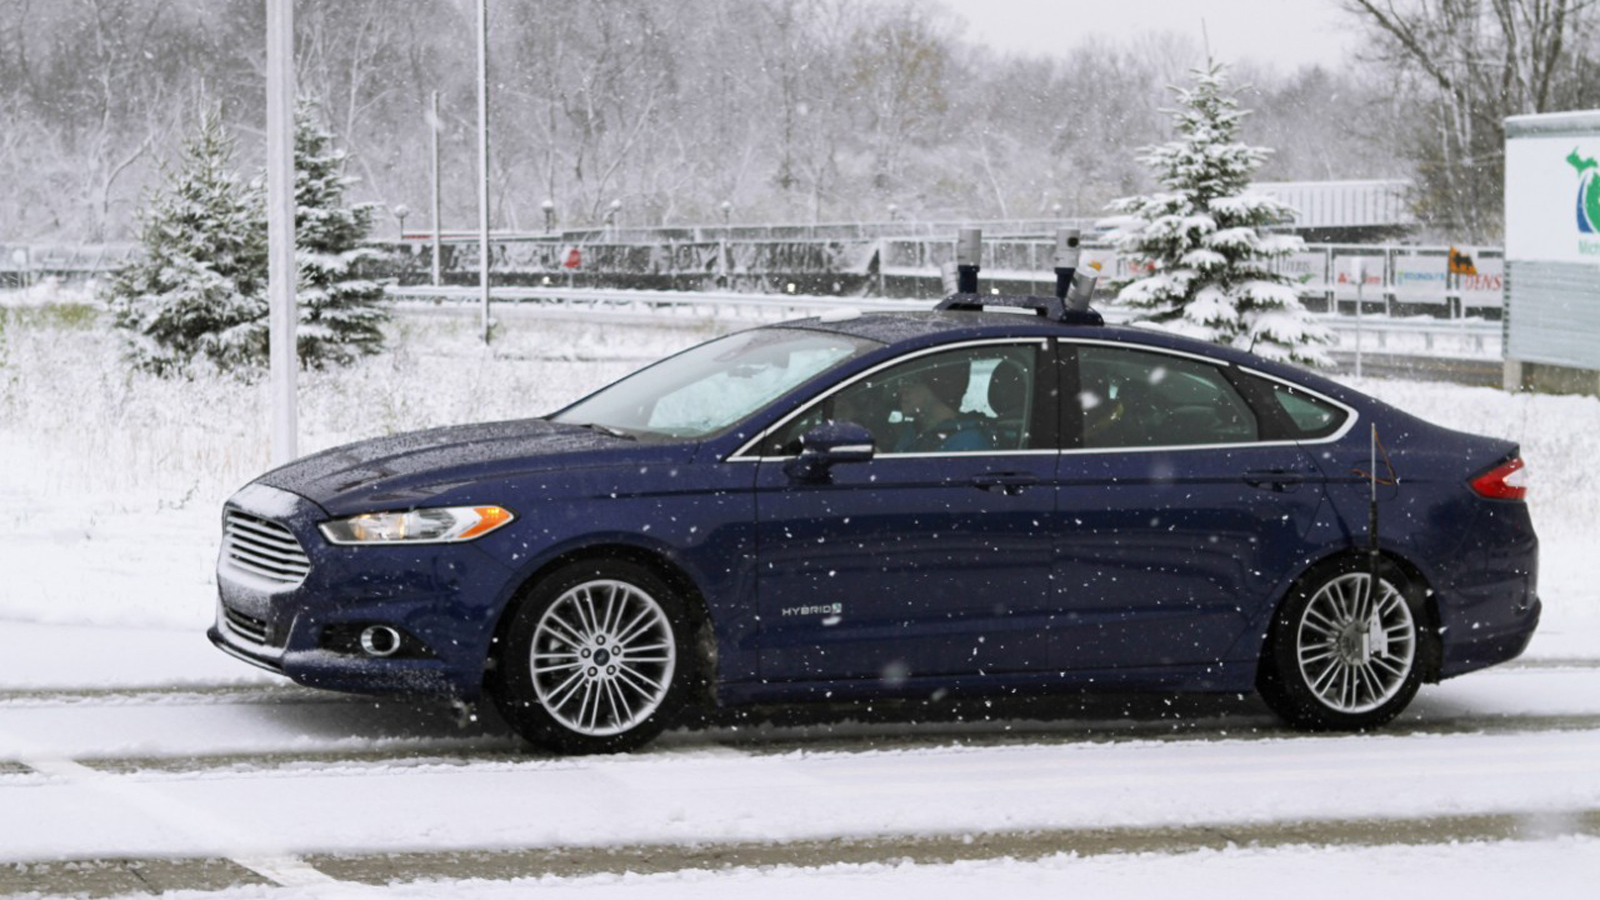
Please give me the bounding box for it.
[2,284,1597,897]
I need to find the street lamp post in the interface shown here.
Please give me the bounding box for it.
[394,204,410,239]
[605,198,621,235]
[475,0,491,345]
[542,198,555,233]
[266,0,297,465]
[429,90,442,287]
[720,200,731,226]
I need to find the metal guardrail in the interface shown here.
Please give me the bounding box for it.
[386,285,1502,361]
[5,237,1508,314]
[0,243,139,288]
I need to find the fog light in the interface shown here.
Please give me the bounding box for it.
[359,625,402,658]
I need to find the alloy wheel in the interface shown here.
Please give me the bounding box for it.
[529,578,677,737]
[1295,571,1416,714]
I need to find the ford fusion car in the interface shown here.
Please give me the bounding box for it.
[209,295,1539,753]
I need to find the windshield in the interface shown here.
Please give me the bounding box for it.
[551,327,878,438]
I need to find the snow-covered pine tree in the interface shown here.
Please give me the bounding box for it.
[107,111,267,375]
[1104,62,1330,366]
[291,100,387,367]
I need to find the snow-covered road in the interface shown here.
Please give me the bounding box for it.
[3,663,1599,896]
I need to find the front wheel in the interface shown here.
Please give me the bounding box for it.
[489,560,694,754]
[1259,560,1425,730]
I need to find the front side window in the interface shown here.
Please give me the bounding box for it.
[552,328,877,438]
[1076,345,1257,449]
[763,343,1043,456]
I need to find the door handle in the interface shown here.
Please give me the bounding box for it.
[1243,469,1306,492]
[971,473,1039,495]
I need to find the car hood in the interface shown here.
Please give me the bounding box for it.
[254,418,688,513]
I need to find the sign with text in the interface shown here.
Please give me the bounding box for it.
[1332,255,1383,298]
[1392,254,1448,297]
[1279,250,1329,292]
[1459,255,1504,307]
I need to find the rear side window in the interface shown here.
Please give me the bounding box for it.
[1258,379,1348,440]
[1076,346,1257,449]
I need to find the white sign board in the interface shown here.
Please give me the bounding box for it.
[1459,255,1505,308]
[1279,251,1328,292]
[1081,247,1120,280]
[1505,135,1600,264]
[1392,255,1448,298]
[1332,255,1383,299]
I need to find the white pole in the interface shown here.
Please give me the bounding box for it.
[430,89,442,287]
[1354,263,1365,379]
[476,0,491,344]
[266,0,297,464]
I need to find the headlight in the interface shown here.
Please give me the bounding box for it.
[319,506,515,545]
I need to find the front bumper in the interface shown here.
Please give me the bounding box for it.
[207,623,467,695]
[210,483,518,701]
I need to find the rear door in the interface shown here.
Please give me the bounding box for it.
[1051,342,1330,671]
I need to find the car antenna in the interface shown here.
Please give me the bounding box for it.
[1367,424,1381,617]
[1354,424,1399,620]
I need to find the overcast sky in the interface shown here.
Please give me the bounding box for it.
[930,0,1362,72]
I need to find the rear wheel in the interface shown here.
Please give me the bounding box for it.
[490,560,693,754]
[1260,559,1424,730]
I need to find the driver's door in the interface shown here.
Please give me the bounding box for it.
[748,339,1061,682]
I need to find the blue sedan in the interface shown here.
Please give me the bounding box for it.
[209,299,1539,753]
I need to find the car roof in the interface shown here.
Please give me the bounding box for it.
[780,309,1214,356]
[775,309,1360,403]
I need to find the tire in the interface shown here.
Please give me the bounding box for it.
[1259,558,1426,731]
[489,559,695,754]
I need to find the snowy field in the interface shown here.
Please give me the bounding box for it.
[2,283,1597,897]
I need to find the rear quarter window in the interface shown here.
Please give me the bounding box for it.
[1255,378,1348,440]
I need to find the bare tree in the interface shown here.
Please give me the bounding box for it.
[844,2,951,197]
[1343,0,1600,239]
[0,0,1427,241]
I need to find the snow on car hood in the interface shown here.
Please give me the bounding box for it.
[253,418,685,512]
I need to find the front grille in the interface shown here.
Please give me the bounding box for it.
[222,510,311,586]
[222,605,271,644]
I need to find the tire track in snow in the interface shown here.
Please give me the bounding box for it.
[7,809,1598,898]
[8,665,1600,776]
[6,751,340,893]
[25,709,1600,780]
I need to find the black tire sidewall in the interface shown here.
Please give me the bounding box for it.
[490,559,695,754]
[1262,558,1425,731]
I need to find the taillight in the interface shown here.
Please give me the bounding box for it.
[1470,456,1527,501]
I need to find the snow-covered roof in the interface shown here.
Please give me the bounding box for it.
[1505,109,1600,138]
[1251,180,1414,229]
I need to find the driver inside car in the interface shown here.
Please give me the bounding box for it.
[892,363,991,453]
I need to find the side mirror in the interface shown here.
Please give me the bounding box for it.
[784,421,875,481]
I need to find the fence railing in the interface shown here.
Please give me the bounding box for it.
[4,236,1507,317]
[381,237,1506,315]
[0,243,138,288]
[386,284,1503,362]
